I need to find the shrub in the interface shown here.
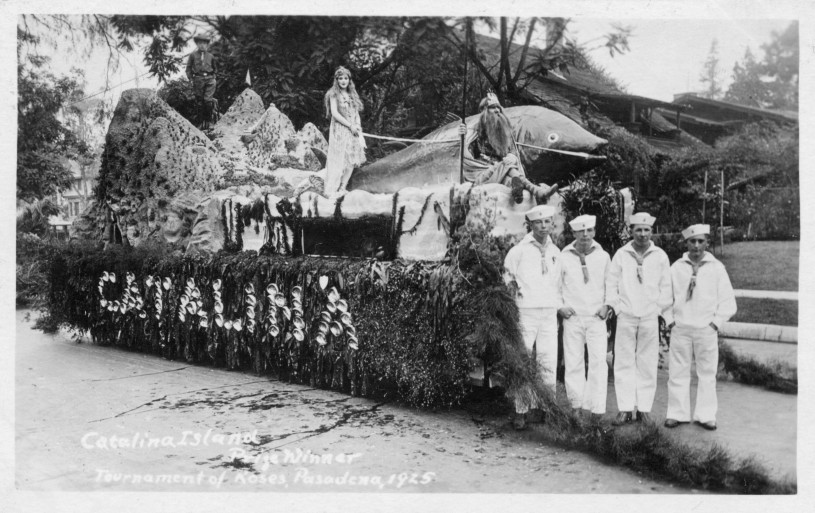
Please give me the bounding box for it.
[157,79,198,124]
[719,342,797,394]
[591,124,658,189]
[560,169,630,255]
[16,233,54,308]
[726,186,799,240]
[17,198,64,237]
[635,145,720,233]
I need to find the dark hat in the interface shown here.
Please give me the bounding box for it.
[193,33,211,43]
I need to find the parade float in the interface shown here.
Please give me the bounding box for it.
[48,87,630,408]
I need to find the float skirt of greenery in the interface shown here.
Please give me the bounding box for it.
[39,241,543,410]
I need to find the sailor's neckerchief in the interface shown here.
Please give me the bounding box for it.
[681,253,710,301]
[566,241,598,283]
[627,241,658,284]
[528,234,553,275]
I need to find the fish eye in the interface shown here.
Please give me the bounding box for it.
[547,133,560,143]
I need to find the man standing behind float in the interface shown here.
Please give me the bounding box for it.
[605,213,672,426]
[185,32,217,130]
[557,215,611,417]
[664,224,736,431]
[503,205,561,430]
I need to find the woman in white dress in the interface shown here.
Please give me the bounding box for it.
[322,66,366,196]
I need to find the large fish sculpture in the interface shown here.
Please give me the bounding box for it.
[347,105,609,194]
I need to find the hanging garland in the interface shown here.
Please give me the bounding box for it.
[275,198,301,256]
[221,198,243,253]
[400,193,434,236]
[234,201,244,252]
[259,193,279,255]
[392,206,405,259]
[333,194,345,220]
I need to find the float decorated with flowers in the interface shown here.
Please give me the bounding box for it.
[45,87,629,408]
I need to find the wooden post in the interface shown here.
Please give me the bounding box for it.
[720,168,725,257]
[702,169,708,223]
[675,109,681,140]
[459,18,470,186]
[630,101,636,123]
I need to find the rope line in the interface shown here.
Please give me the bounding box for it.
[67,71,153,107]
[361,132,605,160]
[361,132,459,144]
[515,142,606,159]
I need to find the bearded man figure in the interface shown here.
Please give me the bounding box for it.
[458,93,555,204]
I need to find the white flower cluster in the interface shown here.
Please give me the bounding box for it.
[315,283,358,350]
[97,272,360,351]
[262,282,300,340]
[98,272,146,319]
[178,278,208,328]
[144,275,171,321]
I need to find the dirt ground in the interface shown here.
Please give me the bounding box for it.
[14,309,693,494]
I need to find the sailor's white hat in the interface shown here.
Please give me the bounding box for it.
[682,224,710,240]
[525,205,556,221]
[569,214,596,231]
[628,212,656,227]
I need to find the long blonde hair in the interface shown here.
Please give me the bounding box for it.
[324,66,363,119]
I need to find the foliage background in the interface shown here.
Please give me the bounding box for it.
[17,29,90,202]
[637,121,799,242]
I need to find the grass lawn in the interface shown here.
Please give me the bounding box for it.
[716,240,798,291]
[730,298,798,326]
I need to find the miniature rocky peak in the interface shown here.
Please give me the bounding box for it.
[242,103,327,172]
[101,88,225,203]
[209,88,266,165]
[75,88,327,250]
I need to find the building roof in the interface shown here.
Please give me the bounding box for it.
[646,109,682,134]
[672,93,798,123]
[654,108,730,127]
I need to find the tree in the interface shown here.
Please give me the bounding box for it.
[724,48,766,107]
[717,122,799,239]
[446,17,631,108]
[353,18,468,135]
[17,198,63,237]
[46,15,630,125]
[18,15,128,88]
[699,39,723,99]
[759,21,798,110]
[110,16,462,129]
[717,121,798,189]
[18,15,629,141]
[17,29,90,202]
[206,16,374,128]
[725,21,798,110]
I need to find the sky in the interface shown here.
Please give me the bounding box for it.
[569,18,794,102]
